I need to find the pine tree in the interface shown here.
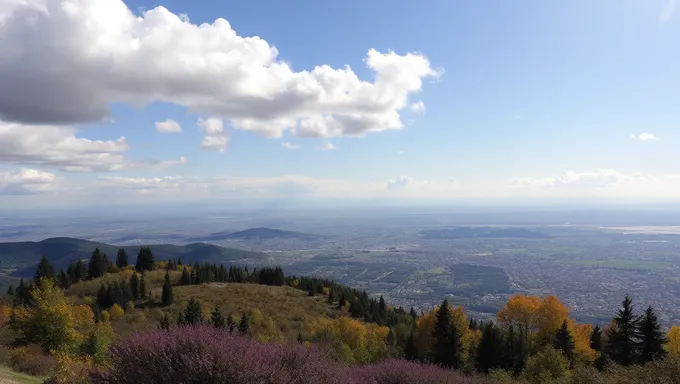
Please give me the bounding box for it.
[115,248,128,268]
[476,321,503,373]
[179,267,191,285]
[6,285,14,296]
[238,312,250,335]
[161,271,173,306]
[591,324,602,351]
[605,295,640,366]
[135,246,155,272]
[410,307,418,321]
[34,255,55,283]
[554,320,575,362]
[183,297,203,325]
[139,272,147,299]
[431,299,461,368]
[211,305,226,329]
[297,332,304,343]
[387,328,397,346]
[327,289,335,304]
[227,314,236,333]
[404,331,418,361]
[176,311,185,327]
[74,259,86,282]
[337,293,346,309]
[637,306,668,363]
[130,273,139,300]
[96,284,108,308]
[379,295,387,312]
[88,248,107,279]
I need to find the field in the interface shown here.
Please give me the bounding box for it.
[0,365,45,384]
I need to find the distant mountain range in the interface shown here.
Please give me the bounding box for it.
[189,227,321,242]
[419,227,551,239]
[0,237,270,277]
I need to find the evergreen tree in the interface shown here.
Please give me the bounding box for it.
[227,314,236,333]
[96,284,108,308]
[176,311,185,327]
[431,299,461,368]
[177,258,183,266]
[379,295,387,312]
[161,271,173,306]
[88,248,108,279]
[183,297,203,325]
[129,273,139,300]
[6,285,14,296]
[139,272,147,298]
[34,255,55,283]
[13,279,29,306]
[135,246,155,272]
[410,307,418,321]
[327,289,335,304]
[211,305,226,329]
[337,293,346,309]
[637,305,668,364]
[238,312,250,335]
[554,320,576,363]
[115,248,128,268]
[404,331,418,361]
[591,324,602,352]
[297,332,304,343]
[74,259,86,282]
[159,314,171,330]
[605,295,641,366]
[476,321,503,373]
[387,328,397,346]
[179,267,191,285]
[308,284,315,297]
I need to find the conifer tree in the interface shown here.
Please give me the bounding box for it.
[135,246,155,272]
[34,255,55,283]
[404,331,418,361]
[238,312,250,335]
[605,295,640,366]
[177,258,183,266]
[337,293,346,309]
[227,314,236,333]
[476,321,503,373]
[183,297,203,325]
[379,295,387,312]
[88,248,107,279]
[96,284,108,308]
[211,305,226,329]
[139,272,147,298]
[387,328,397,346]
[297,332,304,343]
[161,271,173,307]
[6,285,13,296]
[179,267,191,285]
[308,284,315,297]
[637,305,668,364]
[129,273,139,300]
[591,324,602,351]
[74,259,86,282]
[410,307,418,321]
[431,299,461,368]
[116,248,128,268]
[176,311,185,327]
[327,289,335,304]
[554,320,575,363]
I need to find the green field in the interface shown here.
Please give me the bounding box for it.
[0,365,45,384]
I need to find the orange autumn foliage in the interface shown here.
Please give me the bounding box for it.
[415,304,473,361]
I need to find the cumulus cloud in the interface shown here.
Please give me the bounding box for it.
[0,168,57,195]
[410,101,425,114]
[630,133,657,142]
[386,175,415,190]
[0,0,440,140]
[155,119,182,133]
[281,142,300,150]
[198,118,229,151]
[0,120,187,172]
[315,141,336,151]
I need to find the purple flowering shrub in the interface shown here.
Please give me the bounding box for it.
[90,325,477,384]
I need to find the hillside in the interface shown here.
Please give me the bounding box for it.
[0,237,270,275]
[191,227,321,241]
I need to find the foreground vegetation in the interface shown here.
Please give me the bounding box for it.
[2,246,680,383]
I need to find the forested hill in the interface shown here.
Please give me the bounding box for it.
[190,227,321,241]
[0,237,269,273]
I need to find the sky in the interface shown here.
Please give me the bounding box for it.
[0,0,679,208]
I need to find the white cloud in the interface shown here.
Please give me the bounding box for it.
[155,119,182,133]
[510,169,655,189]
[0,120,188,172]
[660,0,676,24]
[630,133,657,142]
[315,141,336,151]
[409,101,425,114]
[0,168,57,195]
[282,142,300,150]
[0,0,441,140]
[198,118,229,151]
[387,175,415,190]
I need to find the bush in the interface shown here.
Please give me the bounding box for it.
[91,325,478,384]
[109,304,125,320]
[521,346,571,384]
[9,344,56,376]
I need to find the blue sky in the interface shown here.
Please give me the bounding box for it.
[0,0,679,206]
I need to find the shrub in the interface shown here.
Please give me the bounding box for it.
[91,325,478,384]
[109,304,125,320]
[521,346,571,384]
[9,344,56,376]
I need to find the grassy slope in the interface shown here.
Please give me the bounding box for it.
[0,365,45,384]
[67,270,342,340]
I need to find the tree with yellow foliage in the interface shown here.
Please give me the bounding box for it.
[9,278,94,353]
[415,302,473,364]
[666,326,680,356]
[497,294,541,343]
[308,316,389,364]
